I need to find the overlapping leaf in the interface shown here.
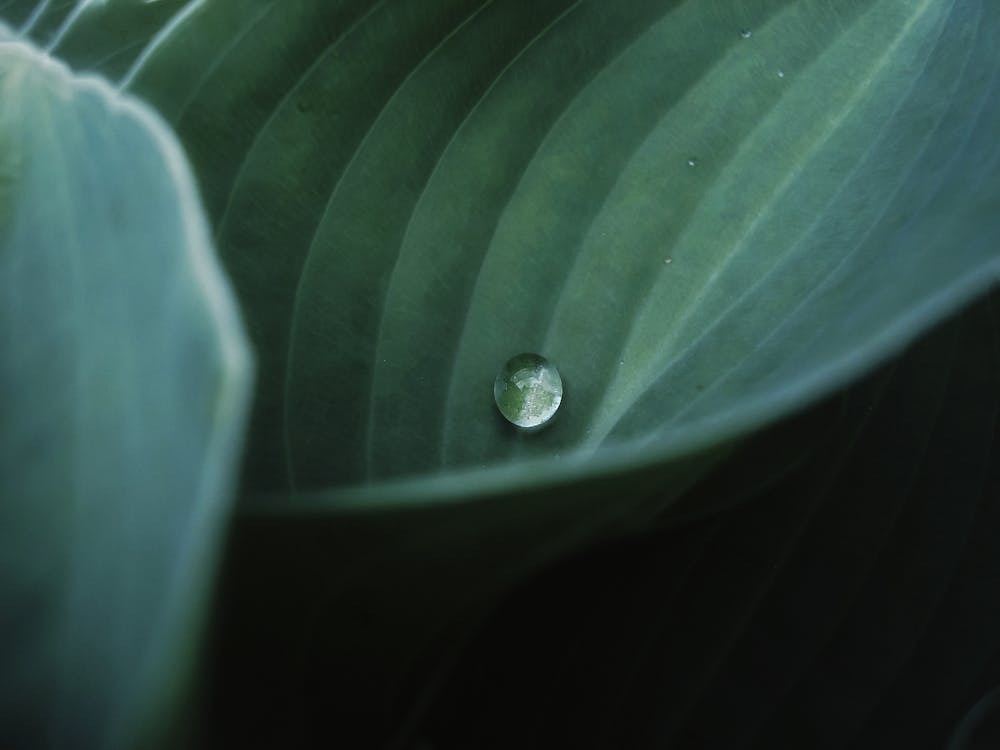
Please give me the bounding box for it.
[0,36,251,748]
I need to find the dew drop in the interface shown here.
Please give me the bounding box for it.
[687,157,698,167]
[740,29,752,39]
[664,257,673,264]
[494,353,563,429]
[777,69,785,78]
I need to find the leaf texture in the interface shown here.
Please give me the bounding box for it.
[9,3,998,745]
[8,0,997,500]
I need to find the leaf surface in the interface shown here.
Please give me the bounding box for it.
[7,1,997,500]
[58,0,995,499]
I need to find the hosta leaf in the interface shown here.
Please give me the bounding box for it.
[7,1,996,500]
[76,0,999,501]
[0,36,251,747]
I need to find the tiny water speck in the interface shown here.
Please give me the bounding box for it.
[777,69,785,78]
[494,353,563,429]
[740,29,752,39]
[664,257,673,264]
[687,157,698,167]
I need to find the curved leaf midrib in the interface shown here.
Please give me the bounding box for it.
[360,0,584,479]
[588,0,950,444]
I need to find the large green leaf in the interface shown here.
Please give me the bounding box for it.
[116,0,1000,499]
[0,33,251,748]
[10,1,998,503]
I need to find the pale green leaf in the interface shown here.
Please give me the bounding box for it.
[0,37,252,747]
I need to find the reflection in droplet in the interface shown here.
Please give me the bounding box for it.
[740,29,752,39]
[687,157,698,167]
[494,353,563,429]
[777,69,785,78]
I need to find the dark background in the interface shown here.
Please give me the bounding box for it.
[208,289,1000,749]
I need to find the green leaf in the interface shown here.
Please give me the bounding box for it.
[8,1,997,501]
[0,36,252,748]
[77,0,996,502]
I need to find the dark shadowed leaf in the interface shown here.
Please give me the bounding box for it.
[413,292,1000,750]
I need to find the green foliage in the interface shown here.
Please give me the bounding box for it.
[2,0,999,747]
[128,0,1000,499]
[0,28,251,749]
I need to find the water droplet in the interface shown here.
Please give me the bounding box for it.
[777,69,785,78]
[494,353,563,429]
[687,157,698,167]
[740,29,752,39]
[664,257,673,264]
